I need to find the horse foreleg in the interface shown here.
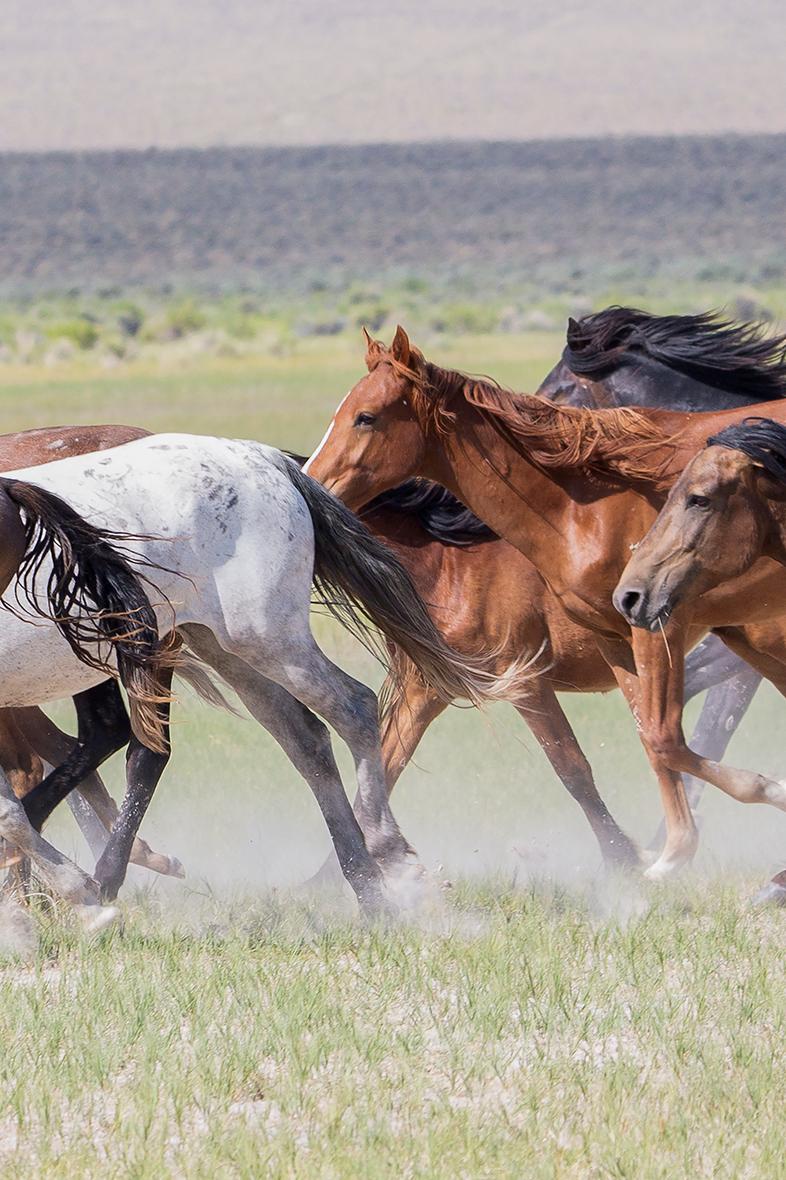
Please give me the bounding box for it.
[597,632,697,877]
[246,634,417,873]
[516,685,640,868]
[630,625,786,816]
[646,646,762,848]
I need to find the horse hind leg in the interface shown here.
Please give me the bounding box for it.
[516,686,640,869]
[93,666,174,902]
[20,682,131,832]
[12,702,183,879]
[0,767,119,932]
[178,625,388,914]
[251,634,418,873]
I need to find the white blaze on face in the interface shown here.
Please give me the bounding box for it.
[304,392,350,474]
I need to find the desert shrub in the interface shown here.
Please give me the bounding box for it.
[113,301,145,337]
[44,319,99,350]
[431,302,498,335]
[164,299,207,338]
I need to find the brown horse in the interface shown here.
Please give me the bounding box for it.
[615,418,786,629]
[359,484,637,867]
[305,474,752,877]
[0,425,183,883]
[304,327,786,881]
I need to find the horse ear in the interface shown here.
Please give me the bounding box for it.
[567,316,580,337]
[363,326,381,369]
[753,464,786,502]
[391,325,411,366]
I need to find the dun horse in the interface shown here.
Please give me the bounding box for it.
[304,327,786,883]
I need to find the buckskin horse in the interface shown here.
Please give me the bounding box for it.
[304,327,786,884]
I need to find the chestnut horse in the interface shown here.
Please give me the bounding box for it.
[304,327,786,881]
[0,425,183,883]
[307,473,751,877]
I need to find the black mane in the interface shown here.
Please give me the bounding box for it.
[564,307,786,400]
[707,417,786,483]
[362,481,497,546]
[286,452,496,547]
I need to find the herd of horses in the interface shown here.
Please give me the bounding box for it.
[2,305,786,934]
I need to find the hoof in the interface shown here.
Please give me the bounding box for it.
[643,855,684,881]
[751,880,786,908]
[73,903,122,938]
[165,856,186,880]
[357,878,397,921]
[382,854,437,911]
[601,836,643,871]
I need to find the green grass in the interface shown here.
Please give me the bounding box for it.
[1,881,784,1177]
[2,333,786,1176]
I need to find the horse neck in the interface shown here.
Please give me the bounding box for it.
[419,409,605,596]
[601,354,779,413]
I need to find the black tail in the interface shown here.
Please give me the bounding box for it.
[0,478,171,751]
[279,459,533,707]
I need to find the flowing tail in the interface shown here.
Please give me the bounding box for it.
[278,458,536,707]
[0,478,173,752]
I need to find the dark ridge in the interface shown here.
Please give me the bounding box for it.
[1,135,785,293]
[564,307,786,400]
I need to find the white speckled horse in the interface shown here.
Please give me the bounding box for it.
[1,434,508,925]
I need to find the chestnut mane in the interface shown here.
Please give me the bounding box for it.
[368,343,673,487]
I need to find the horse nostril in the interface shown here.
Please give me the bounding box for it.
[619,588,642,618]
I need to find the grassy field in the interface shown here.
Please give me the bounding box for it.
[2,333,786,1177]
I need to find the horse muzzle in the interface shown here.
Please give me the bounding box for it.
[612,582,675,631]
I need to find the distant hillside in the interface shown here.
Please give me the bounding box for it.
[1,136,784,296]
[1,0,785,150]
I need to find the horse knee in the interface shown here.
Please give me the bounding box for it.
[641,723,685,769]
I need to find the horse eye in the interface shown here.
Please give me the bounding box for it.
[354,412,377,428]
[687,494,711,510]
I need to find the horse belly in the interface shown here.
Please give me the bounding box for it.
[0,612,106,707]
